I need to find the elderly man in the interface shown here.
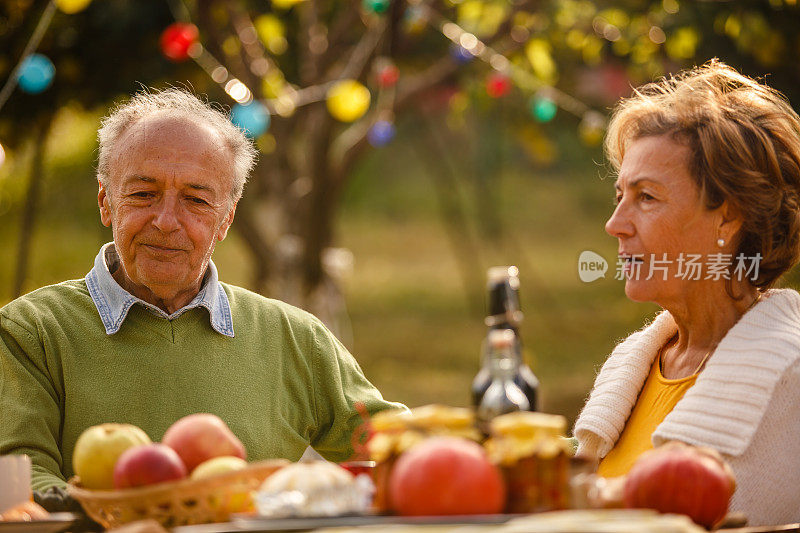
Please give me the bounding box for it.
[0,89,403,491]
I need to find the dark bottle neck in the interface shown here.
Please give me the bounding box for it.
[486,278,522,327]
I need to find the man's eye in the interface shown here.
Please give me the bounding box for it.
[614,194,623,205]
[131,192,153,198]
[640,192,655,201]
[188,197,209,205]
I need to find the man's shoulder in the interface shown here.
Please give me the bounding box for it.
[1,279,90,320]
[0,280,92,338]
[220,282,324,328]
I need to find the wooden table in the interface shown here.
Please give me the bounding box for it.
[168,515,800,533]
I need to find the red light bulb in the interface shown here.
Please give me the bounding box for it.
[486,73,512,98]
[160,23,199,62]
[377,64,400,88]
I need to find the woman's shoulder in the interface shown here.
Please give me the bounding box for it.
[760,288,800,319]
[737,288,800,358]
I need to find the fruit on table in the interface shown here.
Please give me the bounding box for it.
[72,423,152,489]
[113,443,188,489]
[389,436,505,516]
[259,460,354,494]
[162,413,246,472]
[623,441,736,529]
[190,456,248,480]
[191,456,251,514]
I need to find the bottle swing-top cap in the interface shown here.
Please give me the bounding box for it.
[488,329,515,350]
[486,265,520,286]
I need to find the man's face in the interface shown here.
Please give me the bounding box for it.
[98,114,236,304]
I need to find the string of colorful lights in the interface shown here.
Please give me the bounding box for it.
[0,0,608,167]
[158,1,607,144]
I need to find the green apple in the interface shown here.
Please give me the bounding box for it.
[191,456,251,515]
[72,423,152,489]
[190,455,248,480]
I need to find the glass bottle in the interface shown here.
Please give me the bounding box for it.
[476,329,530,435]
[471,266,539,410]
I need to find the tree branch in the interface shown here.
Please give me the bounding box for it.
[14,114,52,298]
[326,17,388,82]
[225,0,273,94]
[195,0,251,84]
[411,116,485,316]
[316,4,362,76]
[297,0,322,85]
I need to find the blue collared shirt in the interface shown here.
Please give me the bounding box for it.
[85,242,234,337]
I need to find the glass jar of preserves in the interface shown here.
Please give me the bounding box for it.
[484,411,573,513]
[367,405,481,513]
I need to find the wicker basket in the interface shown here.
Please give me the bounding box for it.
[67,459,288,529]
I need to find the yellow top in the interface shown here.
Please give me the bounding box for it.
[597,354,698,478]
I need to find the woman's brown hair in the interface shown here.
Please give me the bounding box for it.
[606,59,800,288]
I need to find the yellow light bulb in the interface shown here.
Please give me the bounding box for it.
[272,0,304,9]
[55,0,92,14]
[326,80,371,122]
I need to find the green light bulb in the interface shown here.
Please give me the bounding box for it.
[530,95,557,123]
[364,0,390,14]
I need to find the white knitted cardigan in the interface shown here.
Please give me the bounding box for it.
[573,289,800,526]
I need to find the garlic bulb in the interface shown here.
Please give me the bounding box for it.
[259,461,353,494]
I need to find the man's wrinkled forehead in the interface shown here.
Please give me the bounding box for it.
[111,114,229,173]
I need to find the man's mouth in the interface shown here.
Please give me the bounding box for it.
[142,244,186,252]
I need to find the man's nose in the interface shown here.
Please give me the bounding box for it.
[605,202,633,239]
[151,195,181,233]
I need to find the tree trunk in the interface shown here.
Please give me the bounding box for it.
[413,116,485,317]
[13,115,51,298]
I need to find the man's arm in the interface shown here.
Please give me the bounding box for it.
[308,320,407,462]
[0,312,67,490]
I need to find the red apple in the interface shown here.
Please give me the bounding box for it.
[623,441,736,529]
[389,437,505,516]
[113,444,187,489]
[162,413,246,472]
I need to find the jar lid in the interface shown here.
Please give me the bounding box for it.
[407,404,475,429]
[490,411,567,438]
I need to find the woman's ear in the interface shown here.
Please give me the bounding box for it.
[717,200,743,245]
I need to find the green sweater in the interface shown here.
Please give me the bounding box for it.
[0,280,402,490]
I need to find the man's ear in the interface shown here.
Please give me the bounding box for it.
[98,181,112,227]
[216,202,237,241]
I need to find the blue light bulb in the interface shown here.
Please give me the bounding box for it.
[368,120,396,147]
[231,101,270,138]
[17,54,55,94]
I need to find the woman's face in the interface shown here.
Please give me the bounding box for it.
[605,135,727,305]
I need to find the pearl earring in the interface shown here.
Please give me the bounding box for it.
[717,238,725,247]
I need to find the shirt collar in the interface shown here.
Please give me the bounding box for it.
[85,242,234,337]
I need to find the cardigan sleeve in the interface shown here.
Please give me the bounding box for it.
[307,319,407,462]
[0,312,67,490]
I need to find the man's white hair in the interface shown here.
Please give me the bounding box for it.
[96,88,258,203]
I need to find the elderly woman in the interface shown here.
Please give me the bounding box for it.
[573,61,800,525]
